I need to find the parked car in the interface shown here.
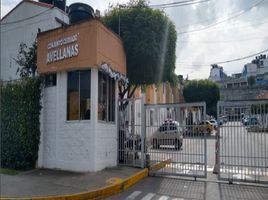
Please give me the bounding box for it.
[241,115,249,124]
[151,120,183,150]
[193,120,214,135]
[243,117,258,126]
[209,119,218,129]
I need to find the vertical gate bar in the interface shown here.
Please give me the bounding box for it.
[141,97,145,168]
[264,104,268,180]
[217,102,221,180]
[204,103,207,178]
[117,99,120,165]
[129,99,135,166]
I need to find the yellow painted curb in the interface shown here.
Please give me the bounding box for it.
[0,168,149,200]
[149,159,172,172]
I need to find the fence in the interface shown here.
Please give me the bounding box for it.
[217,100,268,183]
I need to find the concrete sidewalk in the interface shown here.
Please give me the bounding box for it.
[0,166,142,198]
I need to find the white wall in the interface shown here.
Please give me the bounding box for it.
[39,72,94,172]
[209,68,221,81]
[0,2,69,80]
[245,63,257,77]
[94,72,118,171]
[39,69,119,172]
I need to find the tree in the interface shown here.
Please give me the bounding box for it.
[183,80,220,117]
[14,41,37,78]
[102,0,177,99]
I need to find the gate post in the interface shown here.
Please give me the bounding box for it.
[141,96,146,168]
[204,102,207,178]
[213,101,220,174]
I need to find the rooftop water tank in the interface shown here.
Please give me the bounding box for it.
[68,3,95,24]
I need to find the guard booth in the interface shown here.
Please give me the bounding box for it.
[36,19,127,172]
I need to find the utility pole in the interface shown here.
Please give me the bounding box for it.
[118,4,126,37]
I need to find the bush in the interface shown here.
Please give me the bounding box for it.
[1,77,42,170]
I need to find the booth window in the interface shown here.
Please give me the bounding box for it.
[98,71,115,122]
[67,70,91,120]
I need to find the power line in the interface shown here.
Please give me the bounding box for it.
[178,37,266,44]
[176,48,268,66]
[176,0,265,34]
[214,48,268,65]
[178,38,262,43]
[1,8,51,25]
[177,7,268,31]
[150,0,210,8]
[176,17,268,35]
[150,0,204,7]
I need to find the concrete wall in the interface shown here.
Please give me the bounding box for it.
[220,85,268,101]
[0,1,69,80]
[38,69,118,172]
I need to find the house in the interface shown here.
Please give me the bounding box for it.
[0,0,69,81]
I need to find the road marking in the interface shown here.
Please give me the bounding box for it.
[126,191,142,200]
[141,193,155,200]
[163,163,268,177]
[158,195,169,200]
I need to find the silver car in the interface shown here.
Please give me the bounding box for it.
[151,120,183,150]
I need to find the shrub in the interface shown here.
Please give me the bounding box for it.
[1,77,42,170]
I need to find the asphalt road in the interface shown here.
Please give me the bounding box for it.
[107,176,268,200]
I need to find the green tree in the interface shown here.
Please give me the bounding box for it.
[14,41,37,78]
[102,0,177,98]
[183,80,220,117]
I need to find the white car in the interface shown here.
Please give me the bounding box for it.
[209,119,218,129]
[151,120,183,150]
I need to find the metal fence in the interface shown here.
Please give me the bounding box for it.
[145,102,207,178]
[118,98,145,168]
[217,100,268,183]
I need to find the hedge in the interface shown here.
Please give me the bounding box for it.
[0,77,42,170]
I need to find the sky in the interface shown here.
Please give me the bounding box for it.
[1,0,268,80]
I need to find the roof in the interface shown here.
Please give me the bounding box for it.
[1,0,54,22]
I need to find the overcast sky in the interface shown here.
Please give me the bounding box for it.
[1,0,268,79]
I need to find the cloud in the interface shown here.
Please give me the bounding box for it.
[2,0,268,80]
[166,0,268,79]
[1,0,19,18]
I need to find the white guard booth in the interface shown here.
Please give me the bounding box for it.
[36,19,127,172]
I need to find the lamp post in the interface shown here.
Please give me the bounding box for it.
[118,4,126,37]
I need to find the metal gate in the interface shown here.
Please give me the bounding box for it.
[118,98,145,168]
[216,100,268,183]
[145,102,207,178]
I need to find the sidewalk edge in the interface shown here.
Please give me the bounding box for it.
[0,168,149,200]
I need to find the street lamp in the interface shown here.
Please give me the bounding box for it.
[118,4,126,37]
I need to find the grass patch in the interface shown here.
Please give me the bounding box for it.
[0,168,18,175]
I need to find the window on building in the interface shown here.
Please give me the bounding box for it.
[67,70,91,120]
[98,71,115,122]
